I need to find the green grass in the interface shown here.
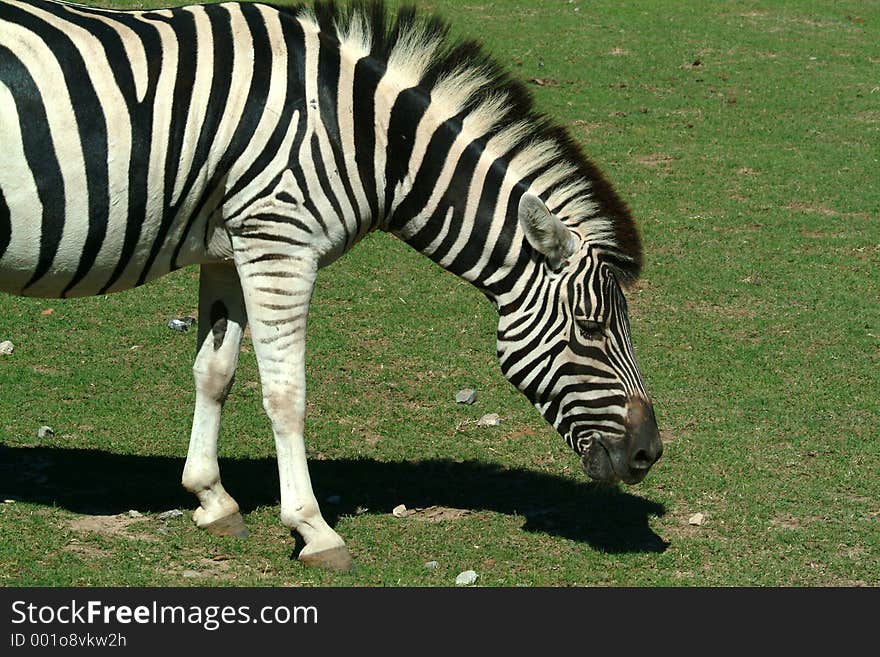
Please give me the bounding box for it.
[1,0,877,587]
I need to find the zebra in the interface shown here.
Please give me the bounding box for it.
[0,0,663,570]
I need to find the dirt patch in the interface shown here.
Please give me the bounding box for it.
[855,110,880,124]
[67,514,160,542]
[636,153,674,168]
[399,505,472,522]
[769,514,826,530]
[63,541,110,559]
[785,202,871,222]
[571,120,607,136]
[786,201,839,217]
[178,556,236,580]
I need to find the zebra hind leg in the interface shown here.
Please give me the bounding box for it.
[181,263,249,538]
[233,242,352,571]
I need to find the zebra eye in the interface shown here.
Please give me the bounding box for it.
[575,318,604,341]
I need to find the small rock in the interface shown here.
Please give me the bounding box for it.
[455,389,477,405]
[688,512,705,526]
[37,426,54,439]
[3,499,15,504]
[167,316,196,332]
[0,341,14,355]
[455,570,478,586]
[392,504,409,518]
[476,413,501,427]
[127,510,143,518]
[158,509,184,521]
[424,561,439,570]
[325,495,341,505]
[182,570,202,579]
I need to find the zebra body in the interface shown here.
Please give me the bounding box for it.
[0,0,662,569]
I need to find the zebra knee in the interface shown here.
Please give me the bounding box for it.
[193,363,236,403]
[261,387,304,426]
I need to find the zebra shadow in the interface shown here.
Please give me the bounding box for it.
[0,443,668,554]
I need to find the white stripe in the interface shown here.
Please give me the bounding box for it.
[170,4,214,207]
[0,83,41,293]
[336,45,370,228]
[59,1,150,103]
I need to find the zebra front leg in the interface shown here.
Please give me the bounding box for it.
[234,244,352,570]
[182,263,249,538]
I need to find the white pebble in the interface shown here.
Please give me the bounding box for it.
[455,389,477,404]
[128,510,143,518]
[158,509,184,520]
[688,512,705,526]
[0,341,14,355]
[37,426,54,439]
[455,570,478,586]
[476,413,501,427]
[424,561,439,570]
[392,504,408,518]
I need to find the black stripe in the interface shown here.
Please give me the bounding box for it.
[251,270,300,278]
[309,133,345,237]
[421,139,484,265]
[502,340,568,402]
[238,232,308,246]
[244,252,295,265]
[0,43,65,292]
[99,13,164,293]
[352,56,383,222]
[384,86,427,215]
[0,187,10,261]
[390,113,464,240]
[256,316,302,327]
[446,154,506,277]
[160,7,199,214]
[316,30,363,242]
[245,212,312,233]
[256,302,306,311]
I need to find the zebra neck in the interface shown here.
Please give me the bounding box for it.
[378,112,528,308]
[387,190,526,309]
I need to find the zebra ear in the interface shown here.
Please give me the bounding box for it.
[518,193,577,271]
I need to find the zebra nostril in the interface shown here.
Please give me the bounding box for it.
[630,448,652,469]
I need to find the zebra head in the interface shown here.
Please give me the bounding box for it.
[496,193,662,485]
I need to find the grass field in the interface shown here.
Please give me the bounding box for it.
[0,0,877,587]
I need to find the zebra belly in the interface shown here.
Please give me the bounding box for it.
[0,158,218,300]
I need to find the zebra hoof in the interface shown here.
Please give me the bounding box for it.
[203,512,249,538]
[298,545,353,572]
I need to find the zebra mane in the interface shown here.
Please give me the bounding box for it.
[286,0,643,281]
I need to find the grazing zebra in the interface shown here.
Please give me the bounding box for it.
[0,0,663,570]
